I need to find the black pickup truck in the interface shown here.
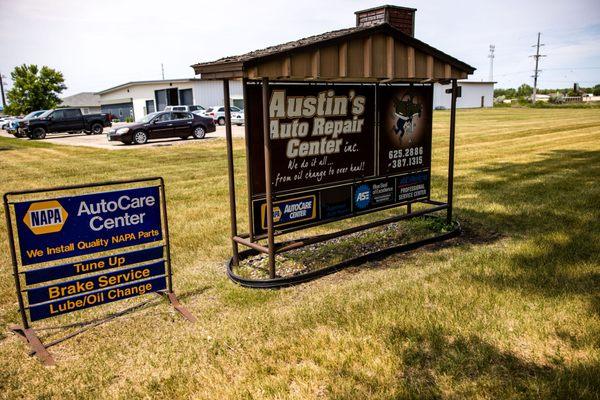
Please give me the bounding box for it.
[25,108,112,139]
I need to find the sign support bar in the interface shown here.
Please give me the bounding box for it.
[262,77,276,278]
[446,79,459,224]
[223,79,239,266]
[3,195,29,330]
[242,78,255,242]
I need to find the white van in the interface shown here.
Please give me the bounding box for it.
[164,105,205,113]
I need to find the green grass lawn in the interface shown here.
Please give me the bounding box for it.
[0,108,598,399]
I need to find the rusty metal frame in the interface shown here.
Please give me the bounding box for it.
[3,177,195,365]
[222,78,461,288]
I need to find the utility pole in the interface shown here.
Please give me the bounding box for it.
[161,63,165,80]
[530,32,546,103]
[0,73,6,109]
[488,45,495,81]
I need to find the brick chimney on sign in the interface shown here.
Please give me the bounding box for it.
[355,5,416,37]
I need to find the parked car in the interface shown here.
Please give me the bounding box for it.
[202,106,244,126]
[106,111,215,145]
[25,108,112,139]
[8,110,47,137]
[193,109,243,126]
[0,116,10,128]
[1,116,20,130]
[164,105,205,113]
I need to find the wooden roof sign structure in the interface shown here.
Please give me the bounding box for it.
[199,5,474,287]
[192,5,475,82]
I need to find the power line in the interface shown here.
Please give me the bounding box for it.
[530,32,546,102]
[495,66,600,77]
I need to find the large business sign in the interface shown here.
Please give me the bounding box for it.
[4,180,171,324]
[246,83,433,236]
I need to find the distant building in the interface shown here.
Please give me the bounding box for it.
[60,92,101,114]
[96,78,243,121]
[533,94,550,102]
[434,80,495,109]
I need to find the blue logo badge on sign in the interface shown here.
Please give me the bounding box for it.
[354,184,371,209]
[261,195,317,229]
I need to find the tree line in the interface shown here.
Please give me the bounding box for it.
[494,83,600,99]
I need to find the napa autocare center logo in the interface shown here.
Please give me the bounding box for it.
[14,186,163,266]
[261,195,317,229]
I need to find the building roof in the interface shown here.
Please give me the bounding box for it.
[96,78,199,95]
[60,92,101,107]
[192,22,475,81]
[457,80,496,84]
[193,26,363,69]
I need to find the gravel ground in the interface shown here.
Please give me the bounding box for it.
[0,123,245,150]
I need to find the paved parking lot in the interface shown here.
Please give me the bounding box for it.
[0,124,245,149]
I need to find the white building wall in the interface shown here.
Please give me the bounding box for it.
[99,81,197,120]
[192,80,243,108]
[433,82,495,109]
[99,79,244,120]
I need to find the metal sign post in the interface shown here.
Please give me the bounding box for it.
[223,80,240,266]
[446,80,460,224]
[261,77,276,278]
[3,177,194,365]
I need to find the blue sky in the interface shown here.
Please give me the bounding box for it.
[0,0,598,95]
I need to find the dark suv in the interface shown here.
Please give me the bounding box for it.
[107,111,215,145]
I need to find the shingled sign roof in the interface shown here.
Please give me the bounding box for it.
[192,5,475,82]
[193,26,363,68]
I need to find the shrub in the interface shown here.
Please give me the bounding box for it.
[549,93,564,104]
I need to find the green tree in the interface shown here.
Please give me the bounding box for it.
[517,83,533,98]
[505,88,517,98]
[593,85,600,96]
[4,64,66,115]
[494,88,507,97]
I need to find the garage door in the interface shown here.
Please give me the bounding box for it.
[101,102,134,121]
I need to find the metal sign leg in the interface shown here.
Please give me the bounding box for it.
[9,325,55,366]
[261,77,276,278]
[446,79,458,224]
[223,79,240,266]
[159,292,198,322]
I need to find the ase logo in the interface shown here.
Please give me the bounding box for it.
[23,200,69,235]
[354,184,371,209]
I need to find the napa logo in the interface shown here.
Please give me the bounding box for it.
[272,206,282,223]
[23,200,69,235]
